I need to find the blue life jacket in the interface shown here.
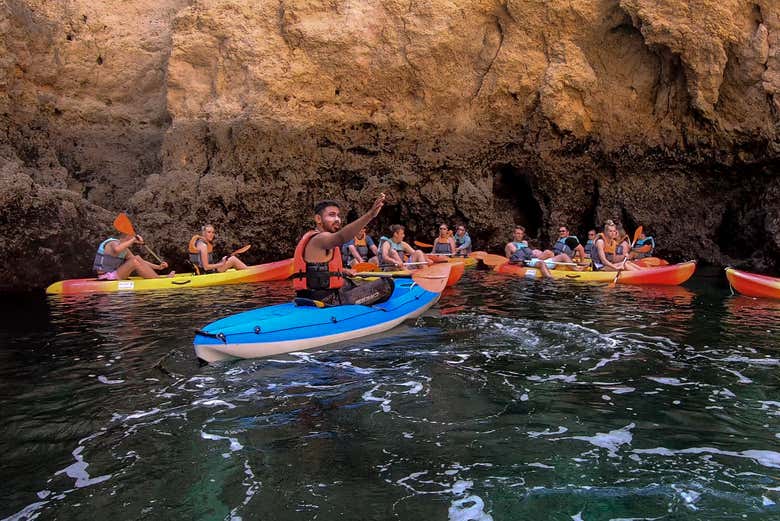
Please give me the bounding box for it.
[584,239,594,258]
[632,236,655,258]
[93,238,127,273]
[553,236,579,256]
[509,241,534,263]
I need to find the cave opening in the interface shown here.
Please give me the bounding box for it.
[491,163,544,238]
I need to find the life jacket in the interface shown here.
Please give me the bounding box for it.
[378,236,405,264]
[584,239,594,258]
[454,233,472,254]
[188,235,215,268]
[432,238,452,254]
[632,237,655,258]
[93,238,127,273]
[593,233,617,268]
[353,236,370,259]
[342,236,371,266]
[509,241,534,263]
[553,236,579,256]
[292,230,345,291]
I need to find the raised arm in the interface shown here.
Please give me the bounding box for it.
[310,194,385,250]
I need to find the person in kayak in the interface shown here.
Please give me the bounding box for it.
[583,229,597,258]
[93,234,173,280]
[188,225,248,274]
[431,224,457,255]
[630,231,655,259]
[505,225,575,279]
[293,196,393,306]
[592,220,641,271]
[378,224,428,268]
[453,224,472,256]
[342,226,379,267]
[553,225,587,260]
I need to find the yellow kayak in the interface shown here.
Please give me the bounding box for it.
[45,259,293,294]
[426,254,476,267]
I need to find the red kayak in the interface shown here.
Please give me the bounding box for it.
[725,268,780,299]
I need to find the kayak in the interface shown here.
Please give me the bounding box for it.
[725,268,780,299]
[635,257,670,267]
[495,260,696,285]
[193,265,451,362]
[426,254,477,267]
[45,259,294,295]
[360,261,464,287]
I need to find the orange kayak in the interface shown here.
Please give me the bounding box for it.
[635,257,669,267]
[496,261,696,286]
[46,258,294,294]
[725,268,780,299]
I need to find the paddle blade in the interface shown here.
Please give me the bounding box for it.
[414,241,433,249]
[113,213,135,236]
[469,251,487,260]
[412,263,451,293]
[631,226,643,247]
[353,262,378,273]
[481,253,510,267]
[231,244,251,256]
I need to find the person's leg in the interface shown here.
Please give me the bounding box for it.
[538,262,553,279]
[410,249,428,264]
[114,259,140,279]
[218,256,247,271]
[134,257,163,278]
[340,278,394,305]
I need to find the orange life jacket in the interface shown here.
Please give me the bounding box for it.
[293,230,345,291]
[594,232,617,260]
[188,235,213,254]
[188,234,215,268]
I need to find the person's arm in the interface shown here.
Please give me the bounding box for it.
[596,242,619,270]
[401,241,416,255]
[382,241,403,266]
[456,235,471,252]
[505,243,516,258]
[310,194,385,250]
[448,238,456,253]
[368,237,378,256]
[106,237,136,257]
[348,244,363,263]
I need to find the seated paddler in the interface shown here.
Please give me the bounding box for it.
[553,225,587,260]
[453,224,472,256]
[94,233,173,280]
[188,224,248,274]
[293,196,393,306]
[378,224,428,269]
[630,231,655,259]
[342,226,379,267]
[431,224,457,255]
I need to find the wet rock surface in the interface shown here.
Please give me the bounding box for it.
[0,0,778,290]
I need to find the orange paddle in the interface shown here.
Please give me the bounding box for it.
[352,263,451,293]
[609,226,643,288]
[230,244,251,256]
[113,213,164,264]
[414,241,433,248]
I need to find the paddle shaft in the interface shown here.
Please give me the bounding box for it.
[611,227,643,286]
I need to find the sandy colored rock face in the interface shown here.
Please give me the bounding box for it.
[0,0,778,290]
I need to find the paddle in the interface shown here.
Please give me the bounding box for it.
[352,263,450,293]
[609,226,643,288]
[480,253,511,267]
[113,213,164,264]
[230,244,251,256]
[414,241,433,248]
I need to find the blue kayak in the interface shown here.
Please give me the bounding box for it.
[194,278,444,362]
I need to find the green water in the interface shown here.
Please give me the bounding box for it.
[1,267,779,520]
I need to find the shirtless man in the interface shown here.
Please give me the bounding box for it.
[93,234,172,280]
[188,225,248,273]
[293,196,393,306]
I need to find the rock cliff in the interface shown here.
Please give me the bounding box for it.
[1,0,778,290]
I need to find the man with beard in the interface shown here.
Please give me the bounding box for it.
[293,195,394,306]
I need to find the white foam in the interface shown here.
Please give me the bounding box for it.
[528,426,568,438]
[201,431,243,452]
[645,377,688,386]
[97,376,125,385]
[723,368,753,384]
[448,494,494,521]
[633,446,780,469]
[569,423,635,456]
[54,445,111,488]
